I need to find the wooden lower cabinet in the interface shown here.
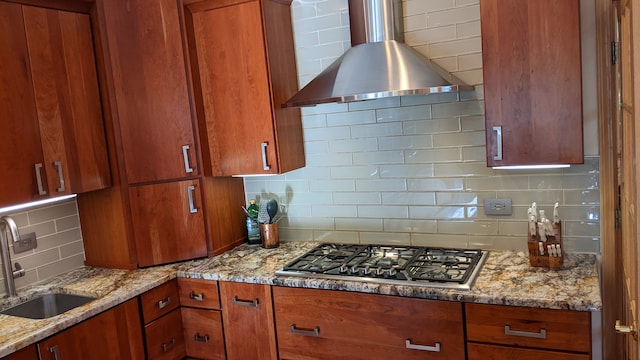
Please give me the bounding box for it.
[144,308,186,360]
[272,286,466,360]
[467,343,590,360]
[465,303,591,358]
[182,308,225,359]
[179,278,225,359]
[37,298,144,360]
[219,282,277,360]
[1,345,37,360]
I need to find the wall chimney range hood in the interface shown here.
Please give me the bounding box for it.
[283,0,472,108]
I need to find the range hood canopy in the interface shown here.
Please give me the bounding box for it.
[283,0,472,108]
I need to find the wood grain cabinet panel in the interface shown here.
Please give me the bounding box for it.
[481,0,584,167]
[36,298,145,360]
[465,303,591,356]
[140,279,180,324]
[219,281,277,360]
[2,345,37,360]
[181,307,226,360]
[273,286,466,360]
[97,0,198,184]
[129,180,207,267]
[0,3,109,208]
[467,343,590,360]
[178,277,220,310]
[184,0,304,176]
[144,308,186,360]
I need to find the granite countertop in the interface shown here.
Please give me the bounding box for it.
[0,241,602,357]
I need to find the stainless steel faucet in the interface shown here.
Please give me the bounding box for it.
[0,216,26,298]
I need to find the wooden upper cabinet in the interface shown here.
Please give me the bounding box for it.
[0,3,110,208]
[184,0,304,176]
[481,0,584,167]
[98,0,198,184]
[24,7,110,195]
[128,180,207,267]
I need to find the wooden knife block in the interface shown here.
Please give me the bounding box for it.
[527,221,563,269]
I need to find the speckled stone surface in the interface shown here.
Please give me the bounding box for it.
[0,241,601,358]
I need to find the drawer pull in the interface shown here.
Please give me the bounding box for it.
[290,324,320,337]
[232,296,259,307]
[48,345,61,360]
[189,291,204,301]
[187,185,198,213]
[194,333,210,343]
[157,297,171,309]
[504,325,547,339]
[405,339,441,352]
[161,338,176,352]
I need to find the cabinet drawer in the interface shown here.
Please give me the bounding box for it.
[141,279,180,324]
[273,286,465,360]
[178,278,220,309]
[465,303,591,353]
[182,307,225,360]
[468,343,590,360]
[144,308,185,360]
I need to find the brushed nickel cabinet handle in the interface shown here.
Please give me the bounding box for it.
[187,185,198,213]
[161,338,176,352]
[157,297,171,309]
[35,163,47,195]
[189,291,204,301]
[194,333,210,343]
[405,339,441,352]
[182,145,194,173]
[493,126,503,161]
[48,345,61,360]
[53,161,65,192]
[231,296,258,307]
[261,142,271,171]
[290,324,319,337]
[504,325,547,339]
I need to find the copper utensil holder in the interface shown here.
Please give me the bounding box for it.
[261,223,279,249]
[527,221,563,269]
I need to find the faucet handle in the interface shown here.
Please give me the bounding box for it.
[12,262,25,279]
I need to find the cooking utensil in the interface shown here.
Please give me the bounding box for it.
[266,199,278,224]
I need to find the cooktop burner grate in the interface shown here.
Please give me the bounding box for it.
[277,243,488,290]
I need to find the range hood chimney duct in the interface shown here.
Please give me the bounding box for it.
[283,0,472,108]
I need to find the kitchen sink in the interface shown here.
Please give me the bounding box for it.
[0,293,95,319]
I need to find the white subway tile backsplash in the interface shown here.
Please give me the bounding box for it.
[244,0,600,253]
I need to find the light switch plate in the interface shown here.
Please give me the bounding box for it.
[14,232,37,254]
[484,198,512,216]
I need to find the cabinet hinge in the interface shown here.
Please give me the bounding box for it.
[612,41,619,65]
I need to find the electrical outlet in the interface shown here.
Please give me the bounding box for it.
[14,232,37,254]
[484,198,512,216]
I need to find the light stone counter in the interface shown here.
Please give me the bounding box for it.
[0,241,601,358]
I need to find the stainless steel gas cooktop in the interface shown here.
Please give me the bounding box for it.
[276,243,488,290]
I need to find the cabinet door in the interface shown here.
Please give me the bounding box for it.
[467,343,590,360]
[129,180,206,267]
[186,0,277,176]
[273,286,465,360]
[0,2,47,206]
[23,7,110,195]
[98,0,198,183]
[219,282,277,360]
[37,298,145,360]
[481,0,583,167]
[140,279,180,324]
[182,307,225,360]
[2,345,38,360]
[144,308,186,360]
[465,303,591,354]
